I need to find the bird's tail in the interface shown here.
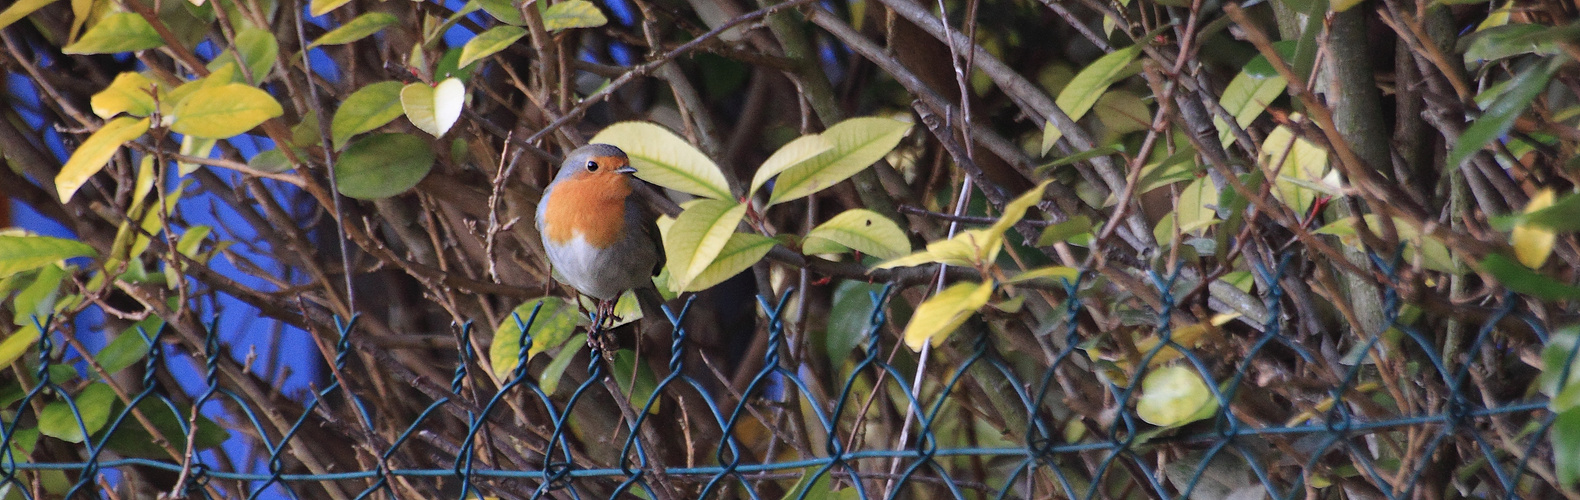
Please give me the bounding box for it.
[634,286,671,331]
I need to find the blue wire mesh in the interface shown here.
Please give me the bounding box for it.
[0,255,1567,499]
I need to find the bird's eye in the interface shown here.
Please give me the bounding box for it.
[585,160,599,172]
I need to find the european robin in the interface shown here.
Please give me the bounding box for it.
[536,144,665,331]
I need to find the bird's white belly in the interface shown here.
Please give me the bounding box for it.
[545,234,635,300]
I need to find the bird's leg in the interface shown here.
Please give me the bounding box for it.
[588,299,618,360]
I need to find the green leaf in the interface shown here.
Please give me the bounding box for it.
[537,334,584,395]
[1462,24,1563,64]
[1286,0,1323,82]
[768,117,911,206]
[0,0,59,31]
[610,349,660,413]
[680,232,775,293]
[576,290,644,328]
[401,78,466,138]
[826,281,885,362]
[62,12,163,54]
[1447,57,1561,169]
[476,0,525,25]
[1243,40,1297,78]
[901,279,993,350]
[1037,216,1093,246]
[13,264,66,326]
[1214,71,1286,147]
[56,116,151,202]
[591,121,732,200]
[247,148,293,173]
[331,81,406,148]
[1540,328,1580,402]
[38,383,117,443]
[804,209,909,260]
[435,46,481,82]
[207,28,278,83]
[1035,146,1119,174]
[90,72,158,119]
[170,83,284,139]
[542,0,607,31]
[1316,215,1463,274]
[102,398,229,458]
[750,134,833,195]
[489,297,578,380]
[1127,149,1200,199]
[457,26,526,68]
[333,133,436,199]
[0,324,41,367]
[309,12,397,47]
[1555,408,1580,488]
[96,316,162,377]
[0,236,96,278]
[663,200,747,292]
[1481,253,1580,300]
[309,0,352,16]
[1513,192,1580,233]
[1136,365,1219,427]
[1042,45,1140,154]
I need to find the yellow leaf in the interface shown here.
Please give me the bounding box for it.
[592,122,731,200]
[309,0,352,17]
[400,78,465,138]
[769,117,911,206]
[489,297,578,380]
[804,209,910,260]
[663,200,747,291]
[90,72,157,119]
[1005,266,1079,284]
[170,83,284,139]
[0,0,60,32]
[1513,188,1557,268]
[873,228,999,269]
[750,134,833,195]
[902,279,993,351]
[1136,365,1218,427]
[990,180,1051,235]
[1331,0,1364,12]
[1042,46,1140,154]
[1124,313,1240,370]
[0,323,41,367]
[541,0,608,31]
[872,182,1047,269]
[680,232,776,292]
[56,116,150,202]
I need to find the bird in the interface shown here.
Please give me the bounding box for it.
[536,144,665,339]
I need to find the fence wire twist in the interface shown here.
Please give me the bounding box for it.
[0,255,1565,499]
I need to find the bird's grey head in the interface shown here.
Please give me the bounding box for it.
[556,143,631,182]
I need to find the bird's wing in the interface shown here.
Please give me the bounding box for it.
[625,184,666,277]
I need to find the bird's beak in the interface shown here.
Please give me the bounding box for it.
[615,165,638,175]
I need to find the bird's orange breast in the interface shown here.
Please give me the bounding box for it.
[542,172,632,248]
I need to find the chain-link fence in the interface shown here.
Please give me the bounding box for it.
[1,254,1566,499]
